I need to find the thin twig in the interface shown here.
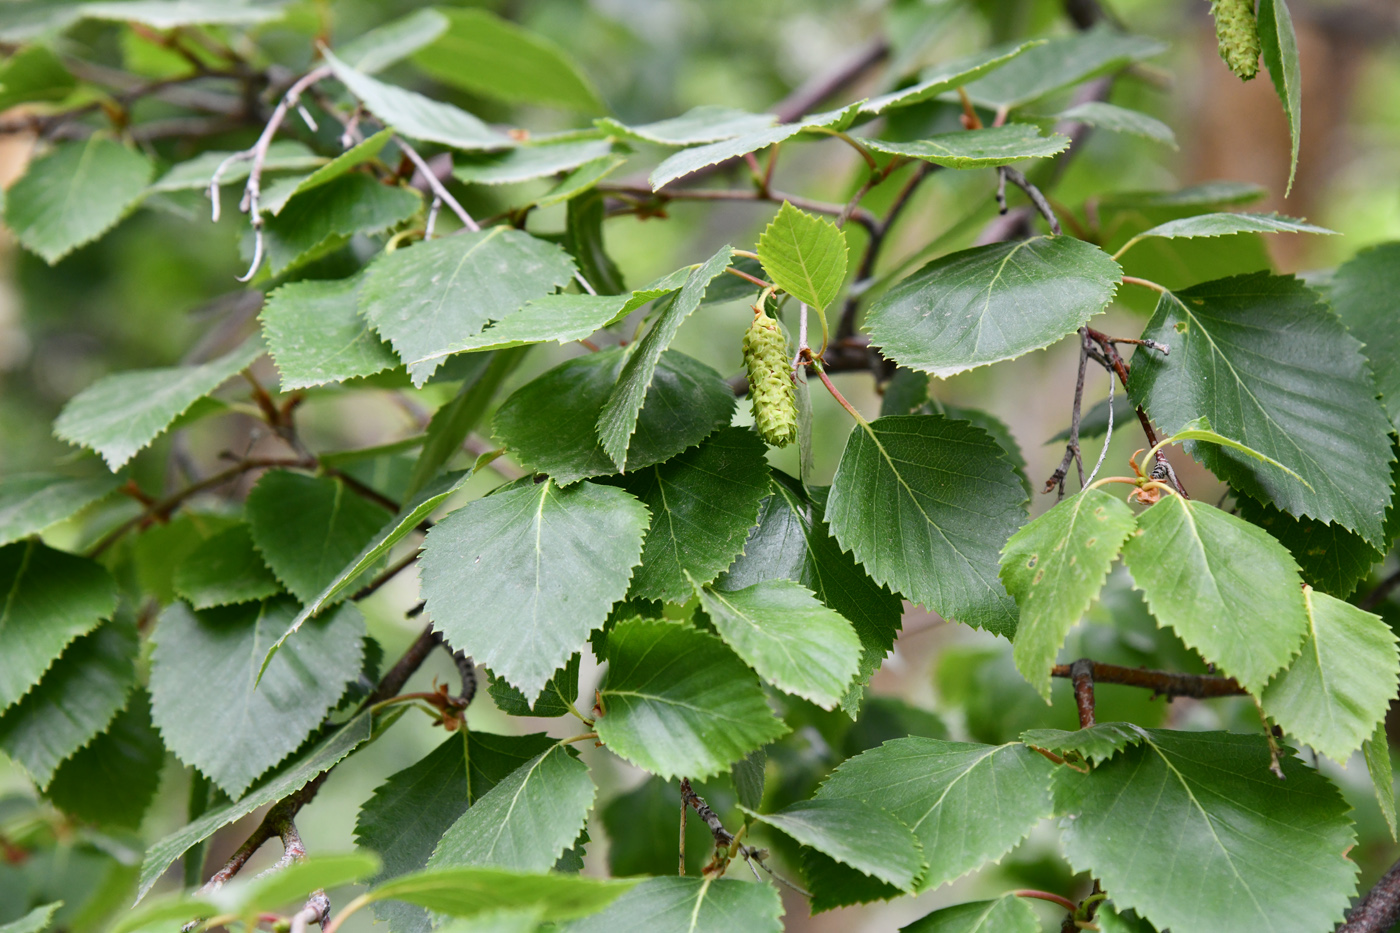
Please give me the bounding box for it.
[1070,659,1096,728]
[1083,365,1114,487]
[396,136,478,232]
[1046,332,1092,499]
[1050,661,1245,699]
[1361,568,1400,611]
[679,779,734,847]
[1001,167,1061,235]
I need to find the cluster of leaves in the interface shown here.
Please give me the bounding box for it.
[0,1,1396,933]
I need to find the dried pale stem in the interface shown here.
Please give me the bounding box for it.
[395,136,479,232]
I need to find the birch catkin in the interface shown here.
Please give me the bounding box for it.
[1210,0,1261,80]
[742,307,798,448]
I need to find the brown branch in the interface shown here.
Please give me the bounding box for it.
[680,779,734,848]
[1339,855,1400,933]
[602,184,878,236]
[1070,658,1096,728]
[836,163,933,341]
[772,38,889,124]
[1361,569,1400,611]
[1051,661,1245,699]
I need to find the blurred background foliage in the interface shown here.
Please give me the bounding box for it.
[0,0,1398,929]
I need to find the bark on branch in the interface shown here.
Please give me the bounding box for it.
[1050,661,1245,699]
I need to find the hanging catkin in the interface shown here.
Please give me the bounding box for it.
[1210,0,1261,80]
[742,307,798,448]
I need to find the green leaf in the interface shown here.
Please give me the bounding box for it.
[1000,489,1137,700]
[1261,587,1399,763]
[1364,722,1397,842]
[337,8,448,74]
[941,403,1032,497]
[355,731,557,933]
[1258,0,1302,194]
[857,125,1070,168]
[6,136,153,264]
[565,189,625,295]
[598,107,777,145]
[826,415,1027,637]
[245,470,389,604]
[0,619,136,788]
[1055,730,1356,933]
[756,202,848,312]
[406,350,523,498]
[717,474,903,717]
[1236,490,1392,598]
[150,141,324,193]
[439,293,636,355]
[1121,495,1308,693]
[732,749,765,810]
[137,709,382,899]
[172,524,281,610]
[221,854,381,922]
[1163,415,1308,487]
[1121,212,1333,251]
[489,655,580,718]
[0,903,61,933]
[80,1,286,27]
[1130,273,1395,546]
[648,106,858,190]
[412,8,603,113]
[263,174,421,275]
[1324,241,1400,426]
[1095,905,1157,933]
[744,799,923,890]
[618,427,770,603]
[0,473,121,547]
[563,877,783,933]
[900,895,1040,933]
[596,245,733,469]
[365,868,635,922]
[1101,181,1267,210]
[1056,101,1177,149]
[0,540,117,712]
[149,598,364,797]
[1019,722,1148,764]
[864,237,1120,378]
[595,618,788,779]
[419,479,648,701]
[697,579,860,709]
[44,688,162,828]
[261,275,397,390]
[324,49,515,151]
[53,336,262,469]
[430,745,594,872]
[961,25,1167,109]
[359,227,575,385]
[0,46,74,111]
[860,41,1046,114]
[455,140,617,186]
[261,130,397,215]
[495,346,733,484]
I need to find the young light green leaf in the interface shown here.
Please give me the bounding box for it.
[718,474,903,718]
[411,8,603,113]
[1019,722,1148,765]
[365,868,635,922]
[648,106,857,190]
[864,237,1120,378]
[596,246,733,469]
[261,130,397,215]
[1325,242,1400,427]
[0,473,120,547]
[430,745,595,872]
[563,877,783,933]
[696,579,861,710]
[900,895,1040,933]
[1055,730,1356,933]
[53,336,262,469]
[137,709,382,899]
[441,289,655,355]
[1119,212,1333,255]
[817,737,1055,892]
[860,41,1045,114]
[1258,0,1302,193]
[594,619,789,780]
[455,139,616,186]
[1261,587,1399,763]
[6,136,153,264]
[1121,494,1308,693]
[826,415,1027,638]
[359,226,575,385]
[80,1,286,27]
[1163,415,1310,488]
[0,46,73,111]
[324,49,515,151]
[0,903,62,933]
[0,619,136,788]
[44,689,163,828]
[961,25,1166,109]
[856,125,1070,169]
[260,275,397,389]
[1000,488,1137,700]
[744,799,923,890]
[150,141,324,193]
[219,853,381,922]
[172,524,282,610]
[1364,722,1397,842]
[597,106,776,145]
[245,470,390,604]
[336,8,448,74]
[756,202,848,312]
[419,480,648,701]
[149,598,364,797]
[1132,273,1395,546]
[1056,101,1177,149]
[0,540,117,712]
[619,427,770,603]
[355,731,556,933]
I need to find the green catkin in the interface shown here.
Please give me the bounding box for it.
[742,308,798,448]
[1210,0,1261,80]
